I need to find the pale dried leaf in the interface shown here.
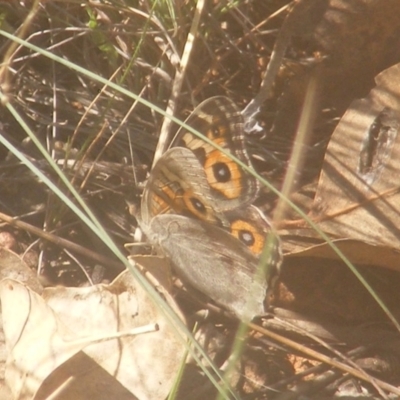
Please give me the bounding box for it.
[0,279,85,400]
[0,247,44,399]
[0,264,186,400]
[41,268,185,400]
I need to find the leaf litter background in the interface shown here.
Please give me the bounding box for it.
[1,0,400,399]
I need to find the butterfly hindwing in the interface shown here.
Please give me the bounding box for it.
[173,96,259,211]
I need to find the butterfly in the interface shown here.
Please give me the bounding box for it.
[139,97,282,321]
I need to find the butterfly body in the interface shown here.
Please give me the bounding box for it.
[140,97,282,320]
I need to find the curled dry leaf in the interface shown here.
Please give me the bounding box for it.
[0,263,186,400]
[285,63,400,272]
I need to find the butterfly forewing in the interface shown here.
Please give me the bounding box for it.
[141,147,226,227]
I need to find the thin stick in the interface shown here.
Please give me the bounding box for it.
[250,321,400,396]
[0,211,125,272]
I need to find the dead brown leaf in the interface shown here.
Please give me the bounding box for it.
[283,63,400,272]
[311,63,400,247]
